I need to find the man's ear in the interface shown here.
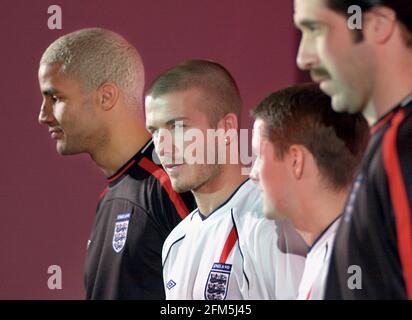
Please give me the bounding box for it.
[220,113,239,145]
[288,145,304,179]
[363,6,397,44]
[98,82,119,111]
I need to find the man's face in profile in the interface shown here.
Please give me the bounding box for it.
[38,63,100,155]
[294,0,372,114]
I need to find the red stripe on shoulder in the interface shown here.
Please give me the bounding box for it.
[99,186,109,200]
[219,226,238,264]
[382,110,412,299]
[371,112,395,135]
[138,157,190,219]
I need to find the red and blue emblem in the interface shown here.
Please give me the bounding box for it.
[204,263,232,300]
[112,213,131,253]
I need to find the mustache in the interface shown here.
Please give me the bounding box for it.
[310,68,331,82]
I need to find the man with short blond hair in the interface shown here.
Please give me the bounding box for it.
[38,28,195,299]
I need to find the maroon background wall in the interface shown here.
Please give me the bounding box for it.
[0,0,302,299]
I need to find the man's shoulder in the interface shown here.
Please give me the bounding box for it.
[162,209,198,262]
[129,158,196,218]
[231,180,264,225]
[103,174,153,205]
[230,179,262,214]
[397,105,412,141]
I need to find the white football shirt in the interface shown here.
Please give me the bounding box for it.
[162,179,307,300]
[297,217,341,300]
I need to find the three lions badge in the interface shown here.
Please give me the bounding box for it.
[112,213,131,253]
[204,263,232,300]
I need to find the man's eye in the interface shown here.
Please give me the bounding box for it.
[308,24,321,33]
[51,95,59,103]
[173,122,186,129]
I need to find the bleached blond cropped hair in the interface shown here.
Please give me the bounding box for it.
[40,28,144,108]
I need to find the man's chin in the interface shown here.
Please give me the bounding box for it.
[56,143,79,156]
[320,82,349,112]
[170,179,192,193]
[56,146,69,156]
[331,90,365,115]
[330,95,348,113]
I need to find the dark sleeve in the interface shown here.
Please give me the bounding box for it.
[85,198,166,299]
[382,110,412,239]
[324,252,343,300]
[395,111,412,216]
[381,109,412,298]
[122,202,166,299]
[151,180,196,234]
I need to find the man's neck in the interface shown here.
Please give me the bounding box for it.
[193,164,248,217]
[91,118,151,177]
[292,188,347,247]
[370,52,412,118]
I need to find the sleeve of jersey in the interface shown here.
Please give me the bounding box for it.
[138,156,195,231]
[153,180,194,231]
[239,216,279,299]
[382,109,412,299]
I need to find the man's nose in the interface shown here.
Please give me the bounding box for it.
[38,101,53,125]
[296,35,320,71]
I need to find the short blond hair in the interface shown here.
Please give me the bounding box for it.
[40,28,144,107]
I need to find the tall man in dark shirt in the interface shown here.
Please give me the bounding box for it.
[38,28,195,299]
[294,0,412,299]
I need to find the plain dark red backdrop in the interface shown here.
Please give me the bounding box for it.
[0,0,304,299]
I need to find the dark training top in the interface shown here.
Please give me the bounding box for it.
[84,140,196,299]
[325,96,412,300]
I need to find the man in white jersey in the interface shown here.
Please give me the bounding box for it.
[145,60,307,300]
[250,84,370,299]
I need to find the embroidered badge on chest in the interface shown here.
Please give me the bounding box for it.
[112,213,131,253]
[204,263,232,300]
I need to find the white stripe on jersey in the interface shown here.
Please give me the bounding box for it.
[162,179,307,300]
[297,217,341,300]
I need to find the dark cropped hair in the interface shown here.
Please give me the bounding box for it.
[146,59,242,126]
[251,83,370,190]
[327,0,412,45]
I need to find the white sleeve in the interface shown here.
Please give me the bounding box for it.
[238,211,307,299]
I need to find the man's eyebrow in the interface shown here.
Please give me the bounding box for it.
[147,117,189,132]
[165,117,189,126]
[295,19,320,29]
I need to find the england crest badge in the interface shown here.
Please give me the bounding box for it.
[112,213,131,253]
[204,263,231,300]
